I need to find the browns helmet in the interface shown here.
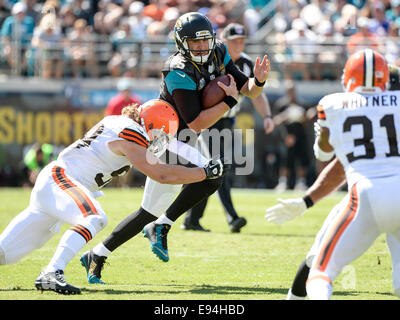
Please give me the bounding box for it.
[342,49,389,93]
[139,99,178,140]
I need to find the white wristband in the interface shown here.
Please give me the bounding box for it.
[313,139,335,162]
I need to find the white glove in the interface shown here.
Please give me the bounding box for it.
[265,198,307,224]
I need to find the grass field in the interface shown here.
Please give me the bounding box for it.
[0,187,396,301]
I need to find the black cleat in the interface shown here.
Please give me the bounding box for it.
[35,270,81,295]
[80,250,107,284]
[142,222,170,262]
[180,222,210,232]
[229,217,247,233]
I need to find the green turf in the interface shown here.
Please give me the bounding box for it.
[0,187,396,300]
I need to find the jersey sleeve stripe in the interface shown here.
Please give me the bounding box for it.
[120,129,149,146]
[121,128,149,144]
[118,132,149,148]
[316,105,326,120]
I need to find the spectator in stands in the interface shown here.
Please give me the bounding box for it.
[1,1,35,75]
[105,77,141,116]
[384,20,400,67]
[146,5,179,38]
[0,0,11,27]
[59,4,77,36]
[127,1,152,40]
[108,17,142,78]
[94,0,124,35]
[31,13,64,79]
[22,143,55,187]
[284,18,318,80]
[273,81,311,191]
[24,0,40,24]
[142,0,171,22]
[386,0,400,25]
[346,16,380,54]
[71,0,92,25]
[66,18,98,77]
[369,1,390,36]
[333,3,358,36]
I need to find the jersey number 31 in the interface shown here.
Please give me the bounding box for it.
[344,114,400,162]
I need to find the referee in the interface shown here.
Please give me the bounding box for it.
[181,23,275,232]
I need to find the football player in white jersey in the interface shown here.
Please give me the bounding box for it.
[0,99,227,295]
[267,49,400,299]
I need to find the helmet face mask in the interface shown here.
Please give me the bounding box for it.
[138,99,179,155]
[174,12,216,65]
[147,126,171,157]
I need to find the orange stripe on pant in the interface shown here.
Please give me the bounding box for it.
[314,183,359,272]
[51,166,98,217]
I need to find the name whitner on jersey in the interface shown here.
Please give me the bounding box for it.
[342,93,398,109]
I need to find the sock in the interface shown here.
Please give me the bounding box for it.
[92,242,112,258]
[46,229,87,272]
[155,214,174,226]
[290,259,310,298]
[279,176,287,184]
[165,178,222,222]
[306,277,332,300]
[102,207,156,252]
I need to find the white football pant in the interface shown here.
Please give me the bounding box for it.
[0,162,107,265]
[306,175,400,299]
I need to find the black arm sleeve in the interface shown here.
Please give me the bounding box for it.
[172,89,203,124]
[225,60,249,92]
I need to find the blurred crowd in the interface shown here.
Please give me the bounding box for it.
[0,0,270,78]
[1,0,400,79]
[2,0,400,189]
[270,0,400,80]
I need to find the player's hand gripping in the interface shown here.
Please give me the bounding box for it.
[217,74,239,100]
[254,55,270,84]
[265,198,307,225]
[203,158,231,179]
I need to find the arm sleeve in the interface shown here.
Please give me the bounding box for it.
[225,60,249,91]
[167,138,209,167]
[172,89,203,124]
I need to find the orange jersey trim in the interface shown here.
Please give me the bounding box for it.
[316,104,326,120]
[119,128,149,148]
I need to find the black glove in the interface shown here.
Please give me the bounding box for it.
[203,158,231,180]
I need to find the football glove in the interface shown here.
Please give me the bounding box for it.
[203,158,231,180]
[265,198,307,225]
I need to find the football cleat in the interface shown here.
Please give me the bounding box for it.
[35,270,81,295]
[229,217,247,233]
[80,250,107,284]
[180,222,210,232]
[142,222,170,262]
